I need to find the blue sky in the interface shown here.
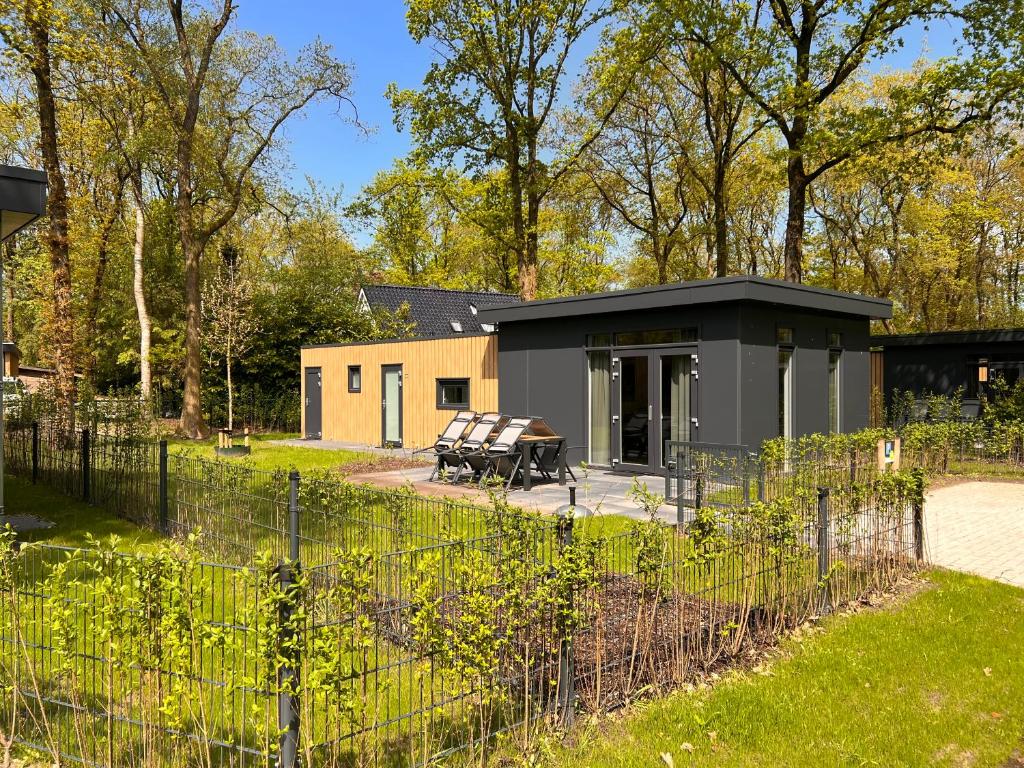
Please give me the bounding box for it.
[234,1,964,207]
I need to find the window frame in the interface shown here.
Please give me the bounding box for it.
[347,365,362,393]
[436,377,471,410]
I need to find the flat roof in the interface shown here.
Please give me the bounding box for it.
[476,276,892,323]
[873,328,1024,347]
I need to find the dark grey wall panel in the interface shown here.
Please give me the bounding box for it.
[879,338,1024,408]
[737,306,870,450]
[497,300,873,465]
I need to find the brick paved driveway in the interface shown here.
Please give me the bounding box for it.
[925,480,1024,588]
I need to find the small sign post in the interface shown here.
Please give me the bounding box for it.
[877,437,901,472]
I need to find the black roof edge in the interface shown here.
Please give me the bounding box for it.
[872,328,1024,346]
[476,275,892,322]
[0,165,47,183]
[302,332,494,351]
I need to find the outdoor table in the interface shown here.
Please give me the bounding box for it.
[517,434,567,491]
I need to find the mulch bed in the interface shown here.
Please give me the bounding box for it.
[339,455,429,476]
[364,571,779,713]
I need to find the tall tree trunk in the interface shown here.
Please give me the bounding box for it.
[713,166,729,277]
[783,153,808,283]
[3,237,14,341]
[176,131,208,438]
[26,3,75,425]
[180,232,206,437]
[131,176,152,399]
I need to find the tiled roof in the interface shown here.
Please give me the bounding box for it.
[360,284,520,337]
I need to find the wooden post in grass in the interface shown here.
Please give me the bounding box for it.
[817,487,831,615]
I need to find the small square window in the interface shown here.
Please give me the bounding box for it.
[348,365,361,393]
[828,332,843,348]
[437,378,470,409]
[777,327,794,345]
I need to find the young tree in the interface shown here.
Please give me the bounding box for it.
[107,0,354,437]
[667,0,1024,282]
[389,0,637,300]
[202,243,258,431]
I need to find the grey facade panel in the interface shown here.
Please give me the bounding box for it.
[497,300,874,465]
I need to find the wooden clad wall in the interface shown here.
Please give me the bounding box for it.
[300,334,499,448]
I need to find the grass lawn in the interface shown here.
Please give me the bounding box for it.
[4,474,161,552]
[165,432,380,473]
[558,569,1024,768]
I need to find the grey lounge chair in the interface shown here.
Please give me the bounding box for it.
[436,412,505,482]
[462,418,532,489]
[415,410,477,480]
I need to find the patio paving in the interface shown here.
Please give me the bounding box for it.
[278,439,674,521]
[342,462,674,521]
[924,479,1024,588]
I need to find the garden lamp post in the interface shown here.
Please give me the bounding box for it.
[0,165,48,517]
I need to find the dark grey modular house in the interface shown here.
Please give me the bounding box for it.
[872,328,1024,418]
[478,276,893,473]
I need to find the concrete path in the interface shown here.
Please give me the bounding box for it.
[925,479,1024,588]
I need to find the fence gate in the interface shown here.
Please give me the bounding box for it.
[665,441,757,524]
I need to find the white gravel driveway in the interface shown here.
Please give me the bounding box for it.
[925,479,1024,588]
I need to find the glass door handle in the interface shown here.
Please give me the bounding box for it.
[648,405,653,419]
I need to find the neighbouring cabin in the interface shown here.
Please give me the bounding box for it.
[300,285,518,446]
[872,328,1024,419]
[3,342,82,394]
[301,334,499,447]
[478,276,892,472]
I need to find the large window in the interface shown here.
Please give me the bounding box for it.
[436,378,470,409]
[587,328,698,348]
[778,348,793,438]
[828,350,841,433]
[588,351,611,465]
[347,365,361,393]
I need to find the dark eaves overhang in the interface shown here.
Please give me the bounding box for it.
[477,276,893,323]
[0,165,48,241]
[872,328,1024,347]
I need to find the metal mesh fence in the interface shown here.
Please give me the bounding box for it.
[1,422,924,767]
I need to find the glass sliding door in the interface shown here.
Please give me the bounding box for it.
[660,354,691,467]
[588,350,612,465]
[618,354,651,467]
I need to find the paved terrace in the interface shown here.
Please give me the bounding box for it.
[272,438,673,521]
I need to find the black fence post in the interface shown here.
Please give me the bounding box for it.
[81,428,91,503]
[158,440,169,534]
[278,470,301,768]
[556,485,577,728]
[912,468,925,563]
[31,421,38,484]
[694,472,704,513]
[817,487,831,615]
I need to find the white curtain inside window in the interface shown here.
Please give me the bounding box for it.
[589,351,611,465]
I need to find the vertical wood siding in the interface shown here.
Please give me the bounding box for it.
[300,334,499,448]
